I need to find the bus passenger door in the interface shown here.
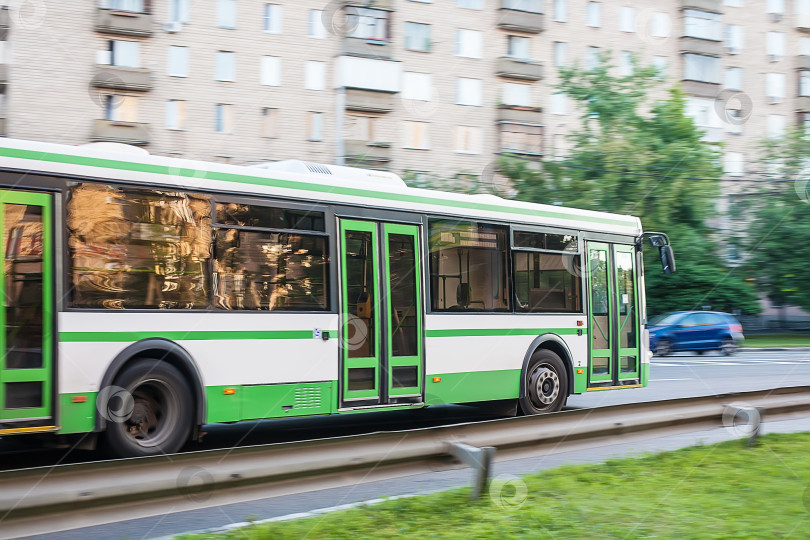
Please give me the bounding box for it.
[0,191,54,430]
[586,242,640,388]
[338,219,424,408]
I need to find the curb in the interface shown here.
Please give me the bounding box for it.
[741,347,810,351]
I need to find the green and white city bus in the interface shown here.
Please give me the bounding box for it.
[0,138,674,457]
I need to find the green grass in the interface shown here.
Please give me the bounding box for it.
[743,334,810,348]
[183,432,810,539]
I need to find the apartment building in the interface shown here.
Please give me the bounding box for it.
[0,0,808,187]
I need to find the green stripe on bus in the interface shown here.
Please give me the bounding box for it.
[0,147,636,228]
[425,328,586,337]
[59,330,319,342]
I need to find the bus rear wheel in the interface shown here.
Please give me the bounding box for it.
[519,350,568,414]
[101,358,193,458]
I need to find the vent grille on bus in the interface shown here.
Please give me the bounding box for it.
[294,386,322,409]
[305,163,332,175]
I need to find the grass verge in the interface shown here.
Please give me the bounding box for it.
[743,334,810,348]
[181,432,810,539]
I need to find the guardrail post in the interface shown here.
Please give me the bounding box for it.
[447,442,495,500]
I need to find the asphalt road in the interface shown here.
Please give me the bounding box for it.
[8,349,810,539]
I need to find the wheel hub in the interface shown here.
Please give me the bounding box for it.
[532,366,559,405]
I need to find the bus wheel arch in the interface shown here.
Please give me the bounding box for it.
[519,334,575,410]
[96,339,205,438]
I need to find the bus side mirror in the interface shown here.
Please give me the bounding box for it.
[660,245,676,275]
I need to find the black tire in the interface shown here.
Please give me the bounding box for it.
[655,339,672,357]
[696,350,705,356]
[519,349,568,414]
[721,338,737,356]
[100,358,193,458]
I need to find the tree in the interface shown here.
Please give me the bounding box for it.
[745,128,810,313]
[502,54,760,315]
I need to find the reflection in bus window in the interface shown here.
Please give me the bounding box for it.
[513,251,582,313]
[67,184,211,309]
[213,230,328,311]
[428,220,510,312]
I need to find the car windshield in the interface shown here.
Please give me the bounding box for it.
[649,312,684,326]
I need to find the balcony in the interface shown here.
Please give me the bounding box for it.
[344,140,391,168]
[95,8,153,37]
[496,57,543,81]
[345,0,393,9]
[343,37,392,60]
[798,13,810,32]
[92,119,150,145]
[497,105,542,124]
[800,56,810,70]
[91,66,152,92]
[681,0,722,13]
[345,88,395,113]
[681,80,720,99]
[797,97,810,112]
[680,37,723,57]
[497,8,544,34]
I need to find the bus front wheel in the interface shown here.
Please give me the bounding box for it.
[519,350,568,414]
[101,358,193,458]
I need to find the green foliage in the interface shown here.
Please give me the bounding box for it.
[745,127,810,312]
[502,54,759,315]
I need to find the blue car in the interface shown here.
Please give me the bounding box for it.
[649,311,744,356]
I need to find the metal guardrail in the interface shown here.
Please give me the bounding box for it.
[1,386,810,538]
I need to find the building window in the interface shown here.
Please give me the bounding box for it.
[766,32,785,61]
[683,53,720,83]
[586,46,601,70]
[215,51,235,81]
[217,0,236,29]
[308,10,326,39]
[263,4,282,33]
[500,123,542,155]
[586,2,601,27]
[507,36,530,59]
[685,97,723,142]
[305,61,326,91]
[652,56,667,77]
[455,29,483,58]
[403,72,432,101]
[346,115,377,142]
[549,92,567,115]
[684,10,722,41]
[503,0,542,12]
[215,104,233,133]
[724,152,744,176]
[767,0,784,14]
[457,0,483,9]
[650,12,670,38]
[403,121,430,149]
[404,22,430,51]
[100,0,145,13]
[619,51,633,77]
[553,42,567,67]
[109,40,140,68]
[261,108,278,138]
[167,46,188,77]
[766,114,785,139]
[307,112,323,141]
[800,112,810,135]
[105,95,138,122]
[801,37,810,56]
[724,25,744,53]
[619,7,635,32]
[725,67,743,90]
[260,56,281,86]
[453,126,482,154]
[168,0,190,23]
[553,0,566,22]
[429,220,511,312]
[801,71,810,97]
[502,82,531,107]
[766,72,785,103]
[347,7,388,40]
[166,99,186,130]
